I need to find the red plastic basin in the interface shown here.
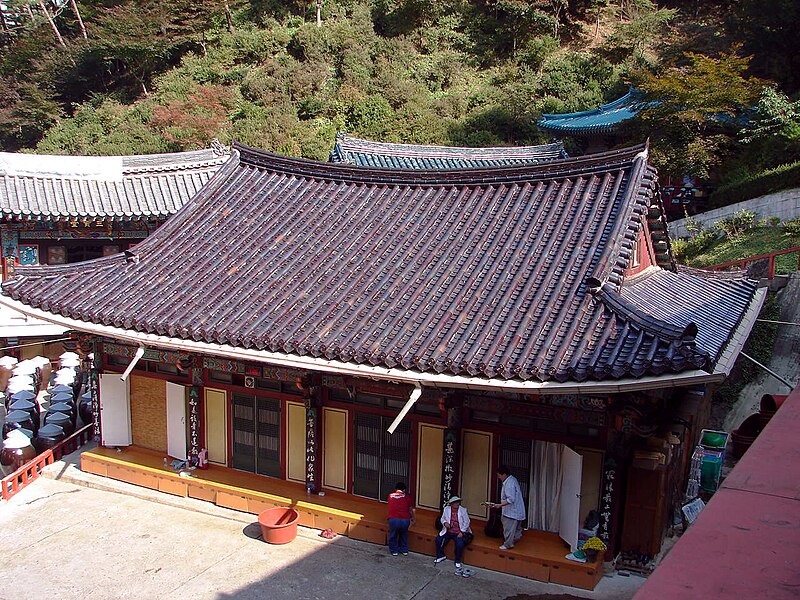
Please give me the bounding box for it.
[257,507,299,544]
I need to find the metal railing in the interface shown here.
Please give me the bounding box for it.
[1,423,94,501]
[706,246,800,280]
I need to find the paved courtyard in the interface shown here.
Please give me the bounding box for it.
[0,465,645,600]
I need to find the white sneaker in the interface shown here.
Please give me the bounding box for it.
[455,562,462,568]
[434,556,447,563]
[499,545,509,550]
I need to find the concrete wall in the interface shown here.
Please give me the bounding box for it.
[669,187,800,238]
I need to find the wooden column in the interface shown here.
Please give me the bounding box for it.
[602,421,633,560]
[81,337,101,442]
[300,374,322,493]
[187,355,202,464]
[439,391,464,507]
[1,227,19,279]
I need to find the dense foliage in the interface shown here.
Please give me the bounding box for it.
[0,0,798,188]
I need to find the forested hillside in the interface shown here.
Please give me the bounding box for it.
[1,0,799,185]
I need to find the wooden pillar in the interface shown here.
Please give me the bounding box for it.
[602,415,634,560]
[187,355,202,464]
[439,391,464,507]
[82,338,101,442]
[300,374,322,494]
[1,227,18,279]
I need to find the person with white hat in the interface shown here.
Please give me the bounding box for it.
[434,495,472,568]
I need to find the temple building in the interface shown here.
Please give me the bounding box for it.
[0,142,763,589]
[0,145,229,359]
[329,133,567,168]
[536,89,646,154]
[536,91,709,217]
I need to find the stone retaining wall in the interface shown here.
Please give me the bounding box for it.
[669,188,800,238]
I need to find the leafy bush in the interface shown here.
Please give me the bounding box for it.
[713,209,758,239]
[709,160,800,208]
[783,218,800,238]
[670,238,689,261]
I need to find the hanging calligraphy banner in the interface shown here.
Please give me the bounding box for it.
[305,401,320,493]
[440,429,459,508]
[188,386,200,463]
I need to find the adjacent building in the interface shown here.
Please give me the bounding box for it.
[0,145,229,359]
[329,133,567,168]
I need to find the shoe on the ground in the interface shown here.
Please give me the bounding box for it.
[455,562,462,568]
[392,552,399,556]
[402,552,408,556]
[499,545,510,550]
[434,556,447,563]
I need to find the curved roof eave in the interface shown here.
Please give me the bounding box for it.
[537,90,647,135]
[0,295,729,394]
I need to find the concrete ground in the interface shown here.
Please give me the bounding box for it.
[0,449,645,600]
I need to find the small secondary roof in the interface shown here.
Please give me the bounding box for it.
[329,134,567,169]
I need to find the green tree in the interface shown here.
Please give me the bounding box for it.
[740,86,800,145]
[635,48,765,178]
[35,99,172,155]
[602,0,676,61]
[89,0,225,97]
[728,0,800,94]
[0,79,60,151]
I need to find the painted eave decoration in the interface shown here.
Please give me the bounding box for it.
[0,145,230,222]
[0,142,761,387]
[329,134,568,169]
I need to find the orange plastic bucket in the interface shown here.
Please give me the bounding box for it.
[258,507,300,544]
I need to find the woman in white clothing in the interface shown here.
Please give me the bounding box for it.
[433,495,471,568]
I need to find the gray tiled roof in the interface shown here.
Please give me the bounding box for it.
[0,147,229,221]
[329,134,567,169]
[1,143,759,384]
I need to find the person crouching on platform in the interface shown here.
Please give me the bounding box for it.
[434,495,471,568]
[387,482,416,556]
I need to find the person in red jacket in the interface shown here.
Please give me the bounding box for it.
[387,482,416,556]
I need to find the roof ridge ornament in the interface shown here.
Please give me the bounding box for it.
[211,139,228,156]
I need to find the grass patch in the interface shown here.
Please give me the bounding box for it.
[683,227,800,272]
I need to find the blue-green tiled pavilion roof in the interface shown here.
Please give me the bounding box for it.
[329,134,567,169]
[537,90,647,136]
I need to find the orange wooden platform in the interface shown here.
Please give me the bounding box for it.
[81,446,602,590]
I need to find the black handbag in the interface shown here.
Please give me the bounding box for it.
[484,506,504,538]
[462,531,474,546]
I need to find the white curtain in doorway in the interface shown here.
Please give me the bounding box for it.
[528,441,563,532]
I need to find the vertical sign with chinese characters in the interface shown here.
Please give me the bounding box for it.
[599,458,621,556]
[187,356,202,464]
[90,362,100,442]
[440,429,458,508]
[305,399,319,493]
[188,386,200,463]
